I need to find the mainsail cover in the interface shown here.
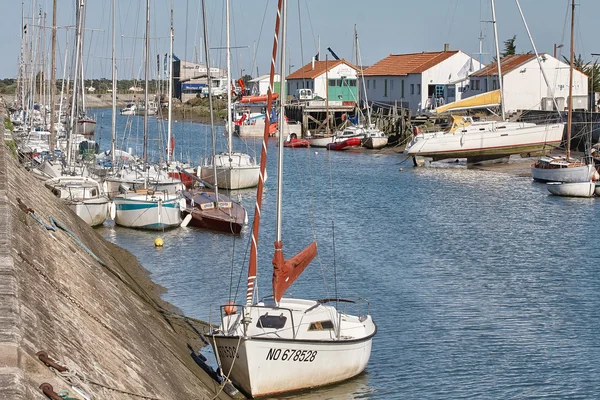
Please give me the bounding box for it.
[435,89,501,114]
[272,241,317,302]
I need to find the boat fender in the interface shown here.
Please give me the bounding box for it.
[224,301,237,315]
[413,126,421,135]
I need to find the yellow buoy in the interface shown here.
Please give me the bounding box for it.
[154,238,164,247]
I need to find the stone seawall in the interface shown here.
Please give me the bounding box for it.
[0,101,234,399]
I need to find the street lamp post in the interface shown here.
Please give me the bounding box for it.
[554,43,564,58]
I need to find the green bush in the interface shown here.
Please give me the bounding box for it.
[4,117,14,132]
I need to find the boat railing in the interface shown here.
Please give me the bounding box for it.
[317,297,371,319]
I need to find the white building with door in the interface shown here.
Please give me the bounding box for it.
[286,59,359,102]
[464,53,588,112]
[248,74,280,95]
[362,48,482,114]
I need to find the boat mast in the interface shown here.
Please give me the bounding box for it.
[50,0,57,158]
[68,0,83,166]
[201,0,220,202]
[276,0,287,243]
[111,0,117,168]
[79,1,86,115]
[566,0,575,160]
[166,0,174,164]
[246,0,284,306]
[143,0,150,165]
[225,0,233,155]
[514,0,560,115]
[354,25,361,119]
[490,0,505,121]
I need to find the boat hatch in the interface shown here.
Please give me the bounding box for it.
[308,320,334,331]
[257,314,287,329]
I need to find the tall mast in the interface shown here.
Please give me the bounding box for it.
[201,0,219,201]
[167,0,174,163]
[68,0,83,166]
[111,0,117,168]
[514,0,560,115]
[143,0,150,164]
[246,0,284,306]
[80,1,86,114]
[225,0,233,155]
[18,0,25,109]
[276,0,287,243]
[490,0,505,121]
[50,0,57,158]
[566,0,575,160]
[354,25,361,114]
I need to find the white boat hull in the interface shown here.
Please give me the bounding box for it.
[200,166,260,190]
[308,136,335,148]
[200,152,260,190]
[531,163,594,183]
[77,119,97,136]
[547,181,596,197]
[364,137,388,149]
[113,194,182,230]
[211,334,372,398]
[68,198,109,227]
[405,122,564,162]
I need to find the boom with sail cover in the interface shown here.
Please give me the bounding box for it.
[435,90,501,114]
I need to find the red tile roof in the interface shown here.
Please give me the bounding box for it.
[362,51,460,76]
[471,54,537,77]
[286,59,358,80]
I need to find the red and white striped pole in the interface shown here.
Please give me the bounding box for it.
[246,0,283,306]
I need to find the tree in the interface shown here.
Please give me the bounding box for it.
[241,74,253,85]
[502,35,517,58]
[563,54,600,93]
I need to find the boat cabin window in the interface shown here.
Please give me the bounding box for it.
[308,320,334,331]
[256,315,287,329]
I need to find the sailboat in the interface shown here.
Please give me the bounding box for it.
[207,1,375,397]
[179,0,247,235]
[199,0,260,190]
[404,0,565,166]
[341,25,388,150]
[45,176,109,227]
[531,0,595,183]
[112,0,182,231]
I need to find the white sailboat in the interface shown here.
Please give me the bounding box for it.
[547,181,596,198]
[404,0,564,166]
[532,0,594,183]
[112,0,182,230]
[45,176,109,227]
[207,1,375,397]
[199,0,260,190]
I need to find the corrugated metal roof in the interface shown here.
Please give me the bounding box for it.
[286,59,358,80]
[362,51,459,76]
[471,54,537,77]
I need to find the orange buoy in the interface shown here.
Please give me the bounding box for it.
[224,301,237,315]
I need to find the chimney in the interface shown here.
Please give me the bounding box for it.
[444,43,450,52]
[311,57,315,70]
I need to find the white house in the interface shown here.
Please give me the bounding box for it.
[286,59,359,102]
[362,48,482,114]
[248,74,280,95]
[464,53,588,112]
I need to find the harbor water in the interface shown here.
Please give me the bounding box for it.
[95,109,600,399]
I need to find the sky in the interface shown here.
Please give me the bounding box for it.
[2,0,599,80]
